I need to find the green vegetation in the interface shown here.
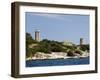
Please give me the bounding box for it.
[80,45,89,52]
[26,33,89,58]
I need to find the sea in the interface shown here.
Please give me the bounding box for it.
[26,57,89,67]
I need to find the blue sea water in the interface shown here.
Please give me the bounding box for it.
[26,57,89,67]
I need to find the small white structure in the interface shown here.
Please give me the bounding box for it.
[62,40,74,46]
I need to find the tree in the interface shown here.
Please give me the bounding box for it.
[26,33,38,45]
[26,47,34,58]
[80,44,89,52]
[26,33,38,58]
[37,40,51,53]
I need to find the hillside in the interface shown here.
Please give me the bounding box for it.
[26,33,89,58]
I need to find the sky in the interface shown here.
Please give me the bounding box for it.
[25,12,89,45]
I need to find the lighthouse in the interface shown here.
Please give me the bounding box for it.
[35,30,40,42]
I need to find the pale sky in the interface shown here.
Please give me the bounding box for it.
[26,12,89,44]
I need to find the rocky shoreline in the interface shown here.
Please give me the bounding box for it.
[26,51,89,61]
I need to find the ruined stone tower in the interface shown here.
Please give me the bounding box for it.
[80,38,83,46]
[35,30,40,42]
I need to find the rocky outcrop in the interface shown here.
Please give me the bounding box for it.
[26,51,89,60]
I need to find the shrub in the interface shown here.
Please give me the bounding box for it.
[67,50,75,56]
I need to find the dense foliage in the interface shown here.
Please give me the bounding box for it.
[80,45,89,52]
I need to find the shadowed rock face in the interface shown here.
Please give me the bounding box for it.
[67,51,75,56]
[67,49,84,57]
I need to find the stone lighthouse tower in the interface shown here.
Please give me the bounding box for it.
[35,30,40,42]
[80,38,83,46]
